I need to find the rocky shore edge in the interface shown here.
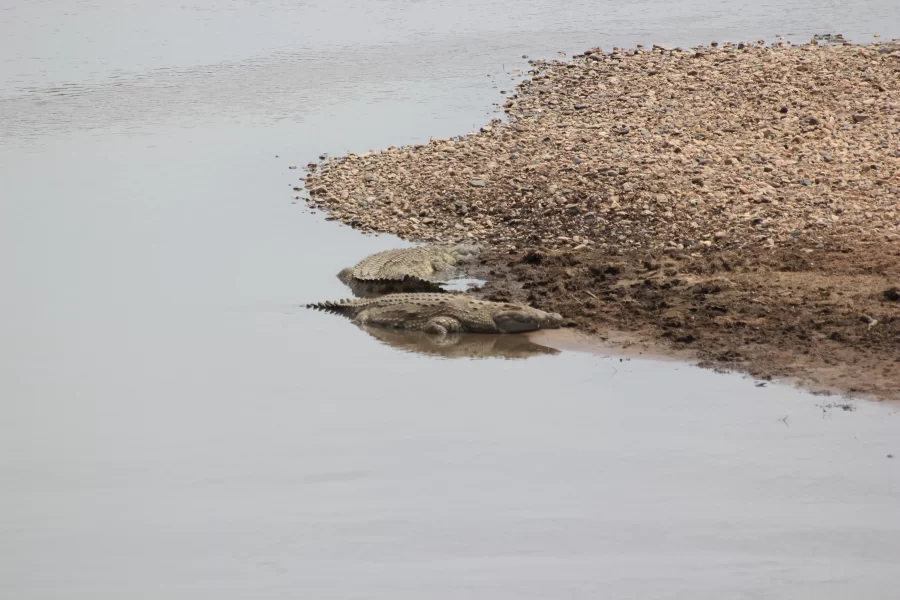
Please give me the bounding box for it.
[301,37,900,399]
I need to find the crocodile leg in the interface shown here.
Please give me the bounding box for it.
[353,310,373,326]
[424,316,461,336]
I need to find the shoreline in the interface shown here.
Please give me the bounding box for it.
[302,38,900,400]
[471,243,899,401]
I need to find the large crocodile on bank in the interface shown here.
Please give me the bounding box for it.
[337,244,482,297]
[306,293,564,335]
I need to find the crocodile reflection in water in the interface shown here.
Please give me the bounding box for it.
[358,325,561,360]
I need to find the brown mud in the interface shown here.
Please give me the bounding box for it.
[471,241,900,399]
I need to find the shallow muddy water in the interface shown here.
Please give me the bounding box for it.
[1,1,899,598]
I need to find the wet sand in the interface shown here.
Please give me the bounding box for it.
[472,242,900,400]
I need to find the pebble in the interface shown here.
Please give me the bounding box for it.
[301,40,900,253]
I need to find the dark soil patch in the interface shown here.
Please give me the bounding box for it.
[468,240,900,400]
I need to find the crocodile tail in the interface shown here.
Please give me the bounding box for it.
[361,275,447,292]
[354,273,441,284]
[305,298,362,316]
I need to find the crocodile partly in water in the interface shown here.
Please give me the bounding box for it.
[336,244,482,296]
[306,293,564,335]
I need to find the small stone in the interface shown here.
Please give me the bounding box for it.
[852,114,870,123]
[884,287,900,302]
[468,178,487,187]
[713,231,727,239]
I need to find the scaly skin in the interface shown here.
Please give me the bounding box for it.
[337,244,482,288]
[306,293,564,335]
[336,274,446,298]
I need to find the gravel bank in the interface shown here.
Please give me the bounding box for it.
[301,39,900,398]
[304,39,899,252]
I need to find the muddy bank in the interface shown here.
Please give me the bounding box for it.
[472,242,900,400]
[302,39,900,399]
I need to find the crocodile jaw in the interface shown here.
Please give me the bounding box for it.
[493,308,564,333]
[448,244,483,262]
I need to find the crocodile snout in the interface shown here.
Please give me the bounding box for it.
[545,312,564,328]
[494,308,564,333]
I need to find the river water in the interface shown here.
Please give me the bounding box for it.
[2,2,899,598]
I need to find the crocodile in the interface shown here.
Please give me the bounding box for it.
[336,244,482,296]
[359,325,560,360]
[306,293,564,335]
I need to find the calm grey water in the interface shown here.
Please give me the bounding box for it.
[2,2,899,599]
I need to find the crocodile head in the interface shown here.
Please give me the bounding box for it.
[448,244,483,262]
[492,304,564,333]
